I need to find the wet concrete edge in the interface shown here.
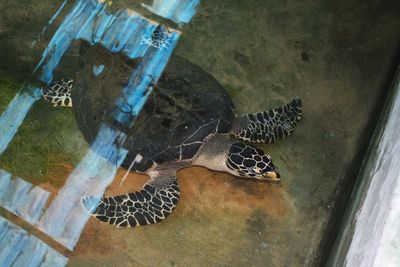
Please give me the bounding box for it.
[315,43,400,267]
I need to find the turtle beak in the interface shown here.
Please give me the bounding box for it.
[265,171,280,181]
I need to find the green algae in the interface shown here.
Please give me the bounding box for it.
[0,76,88,188]
[0,76,21,114]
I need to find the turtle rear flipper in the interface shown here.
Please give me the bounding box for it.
[42,79,73,107]
[231,98,302,143]
[82,169,180,228]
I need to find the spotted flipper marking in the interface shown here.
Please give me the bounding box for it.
[141,25,171,49]
[81,171,180,228]
[231,98,302,143]
[42,79,73,107]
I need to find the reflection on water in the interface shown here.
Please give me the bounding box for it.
[37,125,128,250]
[0,169,50,225]
[142,0,200,24]
[0,0,199,265]
[0,217,68,267]
[0,85,42,155]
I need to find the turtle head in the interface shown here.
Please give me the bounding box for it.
[226,143,280,182]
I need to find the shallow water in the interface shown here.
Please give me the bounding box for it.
[0,0,399,266]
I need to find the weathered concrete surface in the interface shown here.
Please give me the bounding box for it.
[0,0,399,266]
[327,69,400,266]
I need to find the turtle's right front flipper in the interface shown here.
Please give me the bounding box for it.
[42,79,73,107]
[231,98,302,143]
[81,170,180,228]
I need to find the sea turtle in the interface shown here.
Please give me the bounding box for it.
[42,44,302,228]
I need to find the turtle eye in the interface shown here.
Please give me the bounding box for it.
[248,166,262,174]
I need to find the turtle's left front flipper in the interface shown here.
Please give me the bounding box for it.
[81,170,180,228]
[231,98,302,143]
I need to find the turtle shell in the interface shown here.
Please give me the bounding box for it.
[72,44,235,172]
